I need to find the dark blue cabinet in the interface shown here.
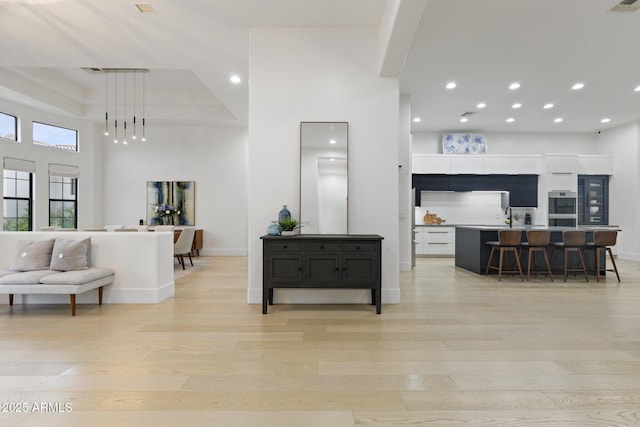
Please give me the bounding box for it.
[412,174,538,207]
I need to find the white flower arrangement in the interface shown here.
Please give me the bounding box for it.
[154,203,181,218]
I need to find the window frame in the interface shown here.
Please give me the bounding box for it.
[0,112,18,142]
[3,169,33,231]
[48,175,78,229]
[32,121,78,152]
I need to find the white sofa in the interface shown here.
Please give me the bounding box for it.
[0,231,175,310]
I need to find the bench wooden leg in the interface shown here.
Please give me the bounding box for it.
[9,294,14,306]
[70,294,76,316]
[98,286,104,305]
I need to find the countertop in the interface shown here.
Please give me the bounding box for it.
[454,225,621,231]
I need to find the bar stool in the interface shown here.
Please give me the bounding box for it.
[551,230,589,282]
[585,230,620,282]
[520,230,553,281]
[484,230,523,281]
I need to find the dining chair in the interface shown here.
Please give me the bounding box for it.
[174,227,196,270]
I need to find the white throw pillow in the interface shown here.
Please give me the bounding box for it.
[49,238,91,271]
[9,239,56,271]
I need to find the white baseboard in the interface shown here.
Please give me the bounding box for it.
[200,248,248,257]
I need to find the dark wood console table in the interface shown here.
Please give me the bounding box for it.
[260,234,384,314]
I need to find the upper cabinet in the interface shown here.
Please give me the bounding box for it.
[413,154,612,176]
[577,155,613,175]
[546,154,578,174]
[412,154,541,175]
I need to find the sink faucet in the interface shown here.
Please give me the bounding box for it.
[505,206,513,228]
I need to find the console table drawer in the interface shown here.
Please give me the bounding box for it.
[342,242,377,252]
[304,242,341,252]
[265,242,302,252]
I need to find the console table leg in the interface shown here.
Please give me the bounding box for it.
[262,292,268,314]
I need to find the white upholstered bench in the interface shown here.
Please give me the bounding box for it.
[0,237,114,316]
[0,268,114,316]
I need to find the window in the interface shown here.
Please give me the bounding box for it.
[3,169,33,231]
[33,121,78,151]
[0,112,18,141]
[49,175,77,229]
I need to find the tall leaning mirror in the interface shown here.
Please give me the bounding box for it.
[300,122,348,234]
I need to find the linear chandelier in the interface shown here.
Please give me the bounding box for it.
[88,68,149,144]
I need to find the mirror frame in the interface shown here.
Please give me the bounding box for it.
[299,121,349,235]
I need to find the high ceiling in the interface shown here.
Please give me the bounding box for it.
[1,0,640,134]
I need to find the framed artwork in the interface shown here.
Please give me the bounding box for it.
[146,181,195,225]
[442,133,488,154]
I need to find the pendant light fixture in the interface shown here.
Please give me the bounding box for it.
[104,73,109,136]
[87,67,149,145]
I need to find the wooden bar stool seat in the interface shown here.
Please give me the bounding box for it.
[551,230,589,282]
[484,230,523,281]
[521,230,553,281]
[585,230,620,282]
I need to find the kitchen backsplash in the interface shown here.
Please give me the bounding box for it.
[415,191,533,226]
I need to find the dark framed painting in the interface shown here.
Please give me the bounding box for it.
[146,181,195,225]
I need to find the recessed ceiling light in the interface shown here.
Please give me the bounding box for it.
[572,82,585,90]
[330,158,336,162]
[413,117,421,123]
[476,102,486,109]
[543,103,554,109]
[512,103,522,109]
[635,85,640,92]
[554,118,563,123]
[506,118,515,123]
[446,82,457,89]
[230,75,242,84]
[460,117,468,123]
[329,139,337,144]
[600,118,611,123]
[509,82,520,90]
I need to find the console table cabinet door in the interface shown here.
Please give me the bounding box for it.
[266,254,303,283]
[341,253,378,286]
[305,254,341,285]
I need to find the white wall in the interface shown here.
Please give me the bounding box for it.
[398,95,412,271]
[597,121,640,261]
[0,99,102,230]
[102,124,248,256]
[247,28,400,305]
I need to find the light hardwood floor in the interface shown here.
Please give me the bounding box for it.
[1,256,640,426]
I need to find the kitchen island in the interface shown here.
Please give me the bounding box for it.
[455,225,620,276]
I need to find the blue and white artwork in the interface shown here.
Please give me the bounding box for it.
[442,133,488,154]
[147,181,195,225]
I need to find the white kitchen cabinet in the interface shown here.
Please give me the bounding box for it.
[482,155,541,174]
[412,155,451,174]
[413,154,541,175]
[546,154,578,173]
[450,156,484,174]
[577,155,612,175]
[415,226,455,256]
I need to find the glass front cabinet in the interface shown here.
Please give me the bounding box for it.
[578,175,609,225]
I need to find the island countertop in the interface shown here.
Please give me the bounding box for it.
[455,225,621,231]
